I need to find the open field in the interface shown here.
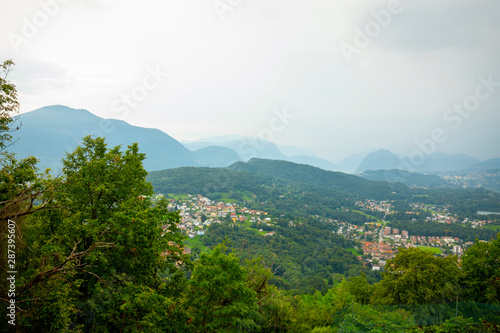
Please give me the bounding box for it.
[416,245,442,254]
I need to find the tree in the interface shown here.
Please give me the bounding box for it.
[0,59,48,223]
[0,59,20,151]
[373,248,460,306]
[347,272,373,305]
[338,306,416,333]
[12,136,190,331]
[461,234,500,304]
[294,279,354,331]
[187,244,258,332]
[255,286,296,332]
[0,61,61,331]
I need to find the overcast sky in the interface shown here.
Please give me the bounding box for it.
[1,0,499,162]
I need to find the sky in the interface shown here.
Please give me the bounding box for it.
[1,0,499,163]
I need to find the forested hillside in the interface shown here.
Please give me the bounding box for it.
[228,158,410,199]
[360,169,450,188]
[195,217,381,294]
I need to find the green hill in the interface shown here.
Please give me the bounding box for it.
[147,158,412,220]
[227,158,410,199]
[360,169,450,188]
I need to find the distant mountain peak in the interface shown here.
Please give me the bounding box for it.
[29,104,92,114]
[12,105,199,172]
[183,135,338,171]
[356,149,403,173]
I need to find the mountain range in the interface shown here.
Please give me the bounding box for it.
[183,136,339,170]
[9,105,500,178]
[353,149,492,174]
[10,105,339,172]
[11,105,199,172]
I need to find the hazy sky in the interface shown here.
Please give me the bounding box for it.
[1,0,499,162]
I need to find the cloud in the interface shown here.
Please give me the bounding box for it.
[1,0,499,162]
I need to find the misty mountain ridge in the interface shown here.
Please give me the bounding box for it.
[460,158,500,174]
[194,146,240,167]
[355,149,403,173]
[355,149,483,174]
[11,105,338,172]
[415,152,479,172]
[359,169,450,188]
[11,105,199,172]
[183,136,339,170]
[336,150,373,173]
[9,105,500,177]
[184,135,317,157]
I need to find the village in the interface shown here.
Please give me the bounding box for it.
[336,221,472,271]
[167,195,495,271]
[337,199,499,269]
[167,194,273,239]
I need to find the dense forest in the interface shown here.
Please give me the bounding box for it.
[1,60,500,332]
[411,188,500,217]
[359,169,450,188]
[385,219,497,242]
[194,218,381,294]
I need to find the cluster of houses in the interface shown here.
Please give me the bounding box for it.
[441,171,498,189]
[167,194,270,239]
[410,203,498,227]
[336,222,367,237]
[355,199,393,214]
[335,220,467,270]
[361,243,394,271]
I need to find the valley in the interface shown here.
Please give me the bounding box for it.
[147,158,500,296]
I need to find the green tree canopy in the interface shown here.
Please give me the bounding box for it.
[374,247,460,306]
[461,234,500,304]
[0,59,20,150]
[187,244,258,332]
[9,136,190,331]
